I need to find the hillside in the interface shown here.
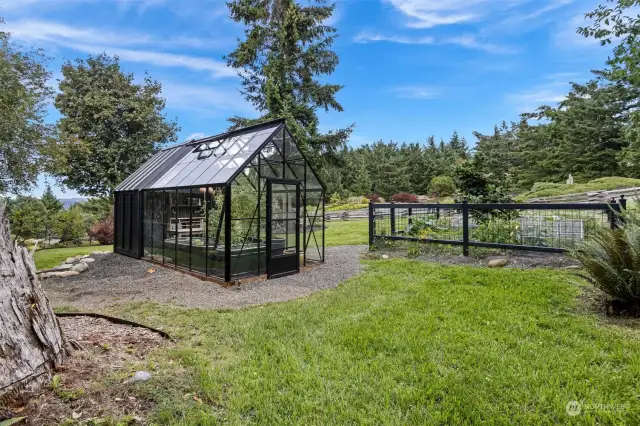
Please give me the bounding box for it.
[517,177,640,201]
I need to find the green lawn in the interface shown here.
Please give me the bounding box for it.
[33,245,113,270]
[325,219,368,246]
[102,259,639,425]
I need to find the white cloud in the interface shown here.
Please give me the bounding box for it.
[67,42,235,77]
[161,82,254,115]
[354,31,515,54]
[443,35,517,54]
[387,0,486,28]
[354,31,434,44]
[393,86,440,99]
[506,73,582,111]
[501,0,573,26]
[185,132,207,141]
[4,20,235,77]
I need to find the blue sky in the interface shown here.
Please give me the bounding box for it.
[1,0,614,198]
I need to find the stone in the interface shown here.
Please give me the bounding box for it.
[49,270,80,278]
[125,371,152,384]
[81,254,90,258]
[64,257,76,264]
[381,254,389,260]
[82,258,95,263]
[488,258,509,268]
[55,264,73,271]
[71,262,89,273]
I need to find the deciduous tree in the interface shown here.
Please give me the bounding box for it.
[47,54,178,197]
[0,18,53,194]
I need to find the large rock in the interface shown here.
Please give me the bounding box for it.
[71,262,89,273]
[488,258,509,268]
[49,270,80,278]
[64,257,76,264]
[82,258,95,263]
[55,264,74,271]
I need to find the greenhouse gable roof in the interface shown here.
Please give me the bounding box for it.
[115,119,285,191]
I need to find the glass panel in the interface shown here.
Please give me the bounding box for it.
[151,191,164,261]
[305,189,323,262]
[164,190,177,267]
[284,128,304,161]
[230,174,260,278]
[174,189,192,269]
[206,186,226,278]
[190,187,207,274]
[142,191,153,260]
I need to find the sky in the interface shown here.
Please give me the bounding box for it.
[1,0,616,198]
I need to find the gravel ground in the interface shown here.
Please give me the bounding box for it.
[44,246,367,310]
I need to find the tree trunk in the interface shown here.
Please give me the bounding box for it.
[0,203,67,405]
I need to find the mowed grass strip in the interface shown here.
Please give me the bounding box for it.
[33,245,113,270]
[111,260,640,425]
[325,219,368,246]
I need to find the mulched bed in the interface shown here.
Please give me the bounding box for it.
[376,249,582,269]
[13,316,170,425]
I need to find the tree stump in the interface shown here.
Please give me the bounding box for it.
[0,202,67,405]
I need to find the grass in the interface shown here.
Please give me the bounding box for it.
[325,219,368,246]
[518,176,640,201]
[99,259,640,425]
[33,245,113,270]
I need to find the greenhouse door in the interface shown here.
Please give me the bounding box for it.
[266,178,300,279]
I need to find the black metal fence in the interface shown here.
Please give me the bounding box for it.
[369,197,627,255]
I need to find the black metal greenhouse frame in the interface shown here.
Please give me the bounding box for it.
[113,119,326,283]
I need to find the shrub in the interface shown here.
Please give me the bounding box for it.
[365,194,381,202]
[326,203,368,212]
[329,192,343,205]
[87,214,114,245]
[471,219,520,244]
[429,175,456,197]
[391,192,418,203]
[53,207,86,244]
[570,210,640,314]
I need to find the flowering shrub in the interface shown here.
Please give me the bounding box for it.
[88,214,114,245]
[391,192,418,203]
[365,194,381,202]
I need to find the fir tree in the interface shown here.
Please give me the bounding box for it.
[225,0,352,162]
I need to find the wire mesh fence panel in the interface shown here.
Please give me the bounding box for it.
[371,200,623,254]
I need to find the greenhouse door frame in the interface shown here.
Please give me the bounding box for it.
[266,178,301,279]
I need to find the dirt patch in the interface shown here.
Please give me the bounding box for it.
[9,316,169,425]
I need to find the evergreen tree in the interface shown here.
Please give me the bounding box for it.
[225,0,352,162]
[41,183,63,213]
[41,183,63,247]
[449,131,469,160]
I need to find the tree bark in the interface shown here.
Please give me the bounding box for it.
[0,202,67,405]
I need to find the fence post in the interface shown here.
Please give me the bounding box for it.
[436,201,440,220]
[462,199,469,256]
[609,198,621,230]
[619,195,627,210]
[390,203,396,235]
[368,202,374,247]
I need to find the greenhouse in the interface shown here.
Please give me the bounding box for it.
[113,119,325,283]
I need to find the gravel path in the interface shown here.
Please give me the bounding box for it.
[43,246,367,310]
